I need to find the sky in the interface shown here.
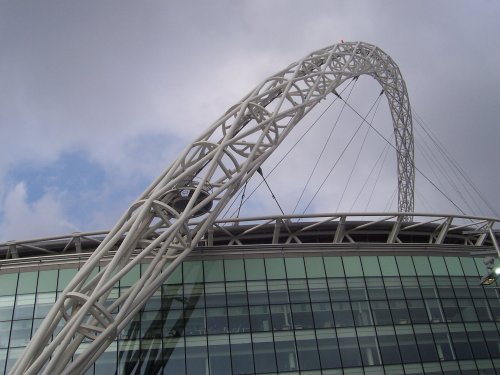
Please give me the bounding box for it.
[1,0,500,241]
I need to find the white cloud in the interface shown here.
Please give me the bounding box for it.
[0,183,77,241]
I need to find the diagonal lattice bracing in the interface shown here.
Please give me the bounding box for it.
[12,41,415,374]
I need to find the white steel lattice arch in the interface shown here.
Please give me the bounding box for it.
[12,41,415,374]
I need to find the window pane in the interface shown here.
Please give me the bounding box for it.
[249,305,272,332]
[304,257,326,278]
[208,336,231,375]
[396,256,416,276]
[395,326,420,363]
[17,272,38,294]
[37,270,58,292]
[445,257,463,276]
[244,258,266,280]
[412,256,433,276]
[343,256,363,277]
[203,260,224,282]
[316,329,341,369]
[295,331,320,370]
[183,261,203,284]
[332,301,354,327]
[361,256,381,276]
[323,257,345,277]
[274,332,298,372]
[252,333,277,373]
[429,256,448,276]
[265,258,286,279]
[312,302,334,328]
[337,327,362,367]
[460,257,479,276]
[285,258,306,279]
[0,273,18,296]
[379,256,399,276]
[225,259,245,281]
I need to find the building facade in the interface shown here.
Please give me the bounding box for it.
[1,214,500,374]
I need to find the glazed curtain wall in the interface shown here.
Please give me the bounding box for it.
[1,255,500,374]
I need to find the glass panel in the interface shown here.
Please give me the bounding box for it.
[316,329,341,369]
[13,293,35,320]
[357,326,381,366]
[183,261,203,284]
[16,272,38,294]
[94,345,117,374]
[323,257,345,277]
[9,319,33,347]
[291,303,314,329]
[401,277,421,299]
[0,321,11,348]
[0,296,14,322]
[379,256,399,276]
[366,277,386,300]
[165,263,182,284]
[268,280,289,304]
[203,260,224,282]
[342,256,363,277]
[308,279,329,302]
[206,307,227,335]
[231,334,254,374]
[183,283,204,309]
[185,336,208,375]
[249,305,272,332]
[252,332,277,373]
[285,258,306,279]
[407,300,429,324]
[226,282,247,306]
[204,283,226,307]
[436,277,455,298]
[429,256,448,276]
[270,304,293,331]
[163,308,184,338]
[396,256,416,276]
[442,299,461,322]
[208,335,231,375]
[361,256,381,276]
[184,308,206,336]
[57,268,78,291]
[351,301,373,326]
[432,325,455,360]
[425,299,444,323]
[337,327,362,367]
[295,330,320,370]
[412,256,433,276]
[37,270,58,292]
[347,277,367,301]
[332,301,354,327]
[304,257,326,278]
[445,257,464,276]
[389,300,410,324]
[247,281,268,305]
[395,325,420,363]
[225,259,245,281]
[460,257,479,276]
[449,324,473,359]
[265,258,286,279]
[370,300,392,325]
[0,273,18,296]
[228,306,250,333]
[414,325,439,362]
[328,278,349,301]
[274,331,298,372]
[288,279,310,303]
[384,277,404,299]
[34,292,56,319]
[466,323,490,358]
[311,302,334,328]
[244,258,266,280]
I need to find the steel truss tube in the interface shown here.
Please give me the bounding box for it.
[12,41,416,374]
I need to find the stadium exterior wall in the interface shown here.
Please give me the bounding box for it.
[1,216,500,374]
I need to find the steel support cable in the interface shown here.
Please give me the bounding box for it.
[384,186,399,212]
[350,143,390,211]
[364,139,391,212]
[257,167,285,215]
[336,93,383,212]
[413,111,498,217]
[226,78,357,219]
[301,90,385,215]
[415,130,479,215]
[340,98,469,216]
[292,78,359,214]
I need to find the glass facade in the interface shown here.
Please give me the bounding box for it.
[1,254,500,374]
